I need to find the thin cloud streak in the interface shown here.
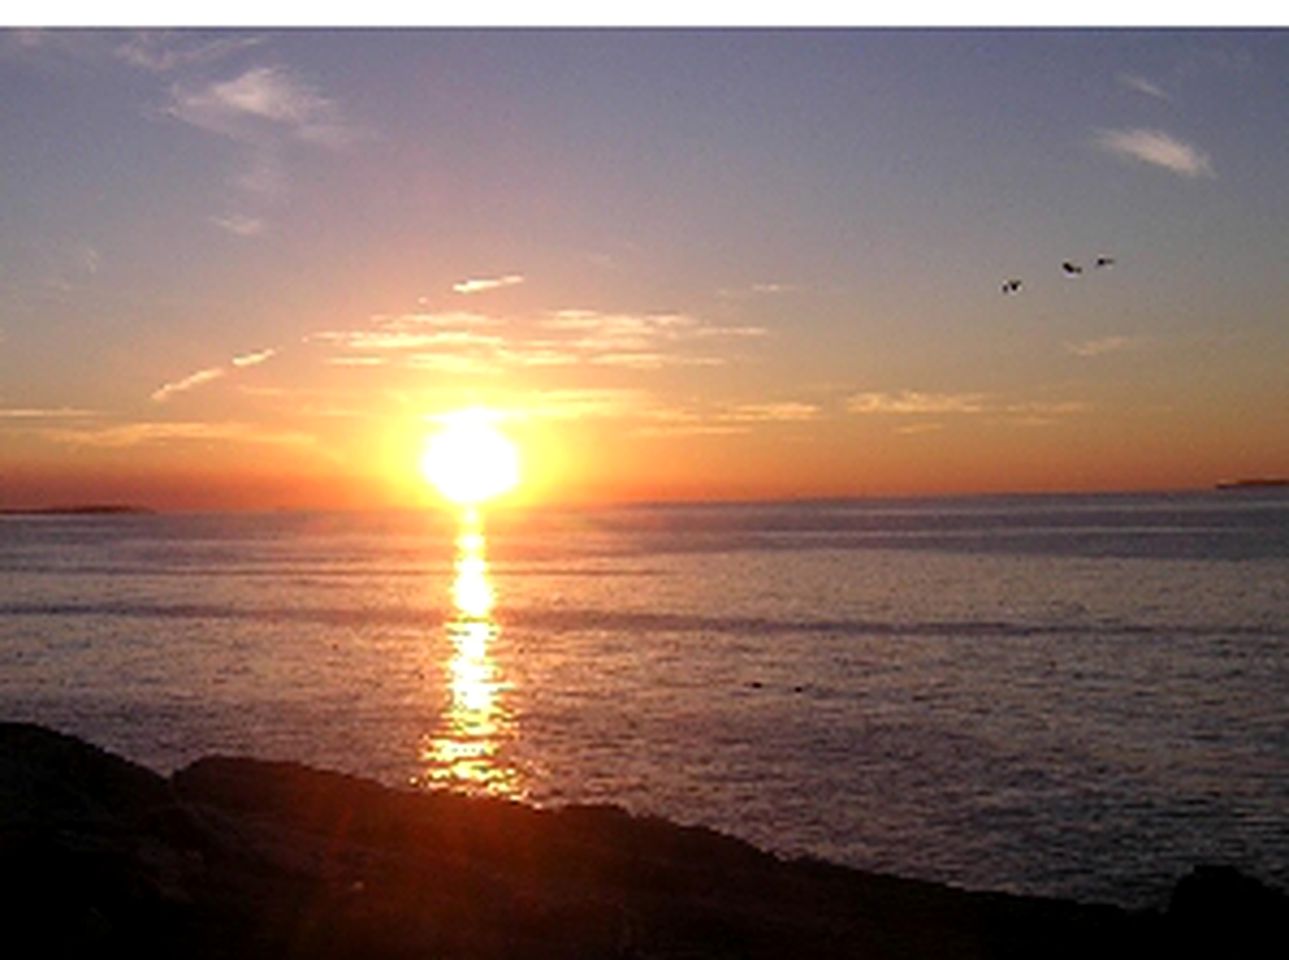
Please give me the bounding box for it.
[634,423,750,438]
[326,356,388,367]
[848,391,987,415]
[315,307,767,372]
[231,348,276,367]
[42,421,316,449]
[1119,73,1169,100]
[452,274,525,295]
[848,392,1088,421]
[631,399,820,436]
[165,63,357,226]
[1065,336,1140,357]
[519,388,653,421]
[151,347,278,401]
[720,402,819,423]
[0,407,100,419]
[211,214,266,236]
[405,353,502,375]
[1001,401,1090,416]
[895,422,945,435]
[313,329,504,352]
[168,66,355,147]
[1095,128,1214,178]
[717,282,795,300]
[151,367,225,403]
[371,311,497,329]
[115,32,264,73]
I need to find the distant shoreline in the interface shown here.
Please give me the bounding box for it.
[1215,479,1289,491]
[2,485,1287,516]
[0,504,155,516]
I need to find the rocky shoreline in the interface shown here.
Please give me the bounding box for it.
[1,722,1283,958]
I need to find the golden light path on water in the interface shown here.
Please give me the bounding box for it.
[419,507,523,798]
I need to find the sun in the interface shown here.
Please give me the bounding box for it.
[420,409,520,506]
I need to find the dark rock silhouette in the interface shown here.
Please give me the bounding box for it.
[3,723,1285,958]
[1166,865,1287,957]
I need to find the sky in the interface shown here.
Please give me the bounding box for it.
[1,28,1287,510]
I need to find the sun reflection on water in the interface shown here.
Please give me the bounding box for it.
[418,510,524,798]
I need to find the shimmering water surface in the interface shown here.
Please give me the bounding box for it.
[2,491,1287,907]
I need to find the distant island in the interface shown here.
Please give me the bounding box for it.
[0,504,155,516]
[1215,479,1289,491]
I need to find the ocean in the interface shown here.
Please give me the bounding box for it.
[2,490,1286,908]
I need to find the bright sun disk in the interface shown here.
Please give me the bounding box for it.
[420,409,520,505]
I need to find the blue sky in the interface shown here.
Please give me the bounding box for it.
[1,29,1286,507]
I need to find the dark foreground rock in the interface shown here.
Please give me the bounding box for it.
[1,724,1284,959]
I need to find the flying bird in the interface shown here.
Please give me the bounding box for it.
[1095,256,1116,269]
[1001,279,1023,294]
[1062,261,1084,276]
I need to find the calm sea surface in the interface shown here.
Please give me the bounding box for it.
[2,491,1286,907]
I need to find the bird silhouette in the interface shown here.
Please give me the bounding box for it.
[1001,279,1023,294]
[1094,256,1116,269]
[1062,261,1084,276]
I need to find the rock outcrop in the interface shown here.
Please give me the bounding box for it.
[1,723,1283,958]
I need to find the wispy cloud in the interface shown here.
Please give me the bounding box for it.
[151,367,225,403]
[115,32,264,73]
[314,307,767,374]
[538,309,766,368]
[1119,73,1169,100]
[634,422,751,438]
[326,356,388,367]
[375,311,497,329]
[315,328,504,353]
[1000,401,1090,416]
[593,352,725,370]
[151,346,277,402]
[1095,128,1214,178]
[43,421,316,449]
[632,399,820,437]
[489,389,774,432]
[231,347,276,367]
[720,402,820,423]
[1,29,97,61]
[894,422,945,436]
[847,391,987,415]
[452,274,525,295]
[211,214,265,237]
[166,64,357,229]
[494,343,583,368]
[718,282,796,300]
[168,66,355,147]
[405,352,504,375]
[1065,336,1140,358]
[519,388,653,421]
[233,149,285,195]
[848,391,1087,427]
[0,407,99,419]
